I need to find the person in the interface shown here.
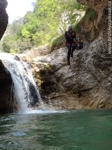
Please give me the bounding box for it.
[76,38,83,50]
[65,24,77,65]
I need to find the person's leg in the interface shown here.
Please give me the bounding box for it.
[67,46,71,65]
[71,44,77,57]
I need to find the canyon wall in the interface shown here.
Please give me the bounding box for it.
[24,0,112,110]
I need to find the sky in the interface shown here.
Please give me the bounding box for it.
[6,0,36,23]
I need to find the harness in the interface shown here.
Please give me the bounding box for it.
[65,31,76,47]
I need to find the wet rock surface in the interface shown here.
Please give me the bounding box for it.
[0,1,13,114]
[0,60,17,114]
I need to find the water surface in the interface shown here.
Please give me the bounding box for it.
[0,108,112,150]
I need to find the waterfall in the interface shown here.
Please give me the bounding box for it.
[0,53,42,113]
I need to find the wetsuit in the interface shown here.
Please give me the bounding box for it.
[76,42,83,50]
[65,30,77,65]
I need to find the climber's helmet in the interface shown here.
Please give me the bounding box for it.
[68,24,72,30]
[78,38,81,41]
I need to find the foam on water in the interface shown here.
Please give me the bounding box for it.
[22,109,68,115]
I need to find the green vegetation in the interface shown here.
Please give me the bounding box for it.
[49,34,64,51]
[2,0,87,53]
[87,9,96,20]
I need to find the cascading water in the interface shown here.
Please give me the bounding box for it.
[0,53,43,113]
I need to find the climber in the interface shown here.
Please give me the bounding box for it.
[76,38,83,50]
[65,24,77,65]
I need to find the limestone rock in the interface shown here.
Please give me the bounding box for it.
[22,44,51,59]
[22,0,112,110]
[77,0,108,12]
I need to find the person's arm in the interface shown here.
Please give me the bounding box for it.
[74,38,78,44]
[65,31,70,40]
[72,31,77,44]
[73,31,76,39]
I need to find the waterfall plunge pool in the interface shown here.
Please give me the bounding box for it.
[0,53,112,149]
[0,108,112,150]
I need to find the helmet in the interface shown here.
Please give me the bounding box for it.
[68,24,72,30]
[78,38,81,40]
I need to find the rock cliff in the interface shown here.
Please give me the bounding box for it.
[0,60,17,114]
[22,0,112,110]
[0,0,8,40]
[0,0,13,114]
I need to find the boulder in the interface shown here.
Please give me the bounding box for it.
[0,0,8,40]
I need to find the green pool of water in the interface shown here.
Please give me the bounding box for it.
[0,108,112,150]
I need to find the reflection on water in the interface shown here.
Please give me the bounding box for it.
[0,109,112,150]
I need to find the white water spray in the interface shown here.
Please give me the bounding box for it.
[0,53,42,113]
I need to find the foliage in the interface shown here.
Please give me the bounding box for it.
[2,0,87,53]
[2,41,10,53]
[49,34,64,51]
[2,18,23,53]
[2,36,18,53]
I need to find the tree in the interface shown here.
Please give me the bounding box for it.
[2,0,87,53]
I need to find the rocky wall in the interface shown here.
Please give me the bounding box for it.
[0,60,17,114]
[0,0,8,40]
[22,0,112,110]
